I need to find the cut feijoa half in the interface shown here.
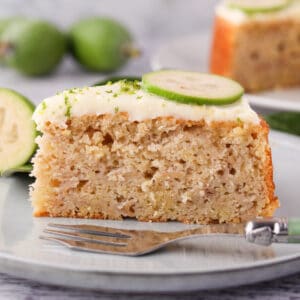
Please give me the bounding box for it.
[142,70,244,105]
[0,88,36,174]
[1,163,33,176]
[227,0,291,14]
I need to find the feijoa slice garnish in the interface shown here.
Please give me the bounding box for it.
[142,70,244,105]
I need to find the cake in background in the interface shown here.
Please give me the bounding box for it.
[210,0,300,92]
[30,71,278,224]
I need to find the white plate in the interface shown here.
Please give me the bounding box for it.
[151,33,300,112]
[0,130,300,293]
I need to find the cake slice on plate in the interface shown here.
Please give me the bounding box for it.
[210,0,300,92]
[31,71,278,224]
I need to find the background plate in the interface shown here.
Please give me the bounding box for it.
[0,131,300,293]
[151,33,300,112]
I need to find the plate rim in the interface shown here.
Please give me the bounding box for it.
[247,94,300,112]
[1,247,300,276]
[1,250,300,292]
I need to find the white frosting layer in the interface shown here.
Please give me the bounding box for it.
[33,82,259,130]
[217,0,300,24]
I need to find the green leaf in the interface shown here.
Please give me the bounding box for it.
[265,112,300,136]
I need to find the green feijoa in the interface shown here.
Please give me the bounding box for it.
[142,70,244,106]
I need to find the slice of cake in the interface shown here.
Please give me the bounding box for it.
[31,71,278,224]
[210,0,300,92]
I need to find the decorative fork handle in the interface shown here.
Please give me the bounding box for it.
[245,217,300,246]
[170,217,300,247]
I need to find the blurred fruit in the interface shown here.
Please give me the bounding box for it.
[0,18,24,65]
[0,19,10,36]
[69,17,139,72]
[0,19,66,76]
[0,17,25,37]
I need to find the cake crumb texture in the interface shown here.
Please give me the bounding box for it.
[31,114,278,224]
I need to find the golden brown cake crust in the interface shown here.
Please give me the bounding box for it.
[210,16,235,77]
[260,118,279,216]
[210,16,300,92]
[31,114,278,224]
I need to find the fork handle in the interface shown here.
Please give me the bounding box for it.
[246,217,300,246]
[288,218,300,236]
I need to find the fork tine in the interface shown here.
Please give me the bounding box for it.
[47,223,131,238]
[40,235,139,256]
[44,228,127,246]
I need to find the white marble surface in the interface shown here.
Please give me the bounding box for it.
[1,272,300,300]
[0,0,300,298]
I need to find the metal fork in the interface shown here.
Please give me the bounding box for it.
[40,217,300,256]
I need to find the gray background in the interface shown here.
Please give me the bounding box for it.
[0,0,219,103]
[0,0,218,40]
[0,0,300,299]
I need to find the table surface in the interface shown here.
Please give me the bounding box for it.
[1,272,300,300]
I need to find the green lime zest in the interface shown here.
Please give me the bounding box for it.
[119,79,141,94]
[64,95,72,117]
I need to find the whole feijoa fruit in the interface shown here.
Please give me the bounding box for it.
[0,19,10,36]
[0,19,66,76]
[69,17,137,72]
[0,17,26,37]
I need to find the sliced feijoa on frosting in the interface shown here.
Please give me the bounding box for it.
[142,70,244,105]
[227,0,291,14]
[0,88,37,174]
